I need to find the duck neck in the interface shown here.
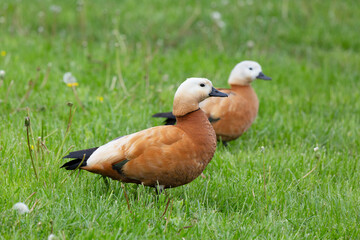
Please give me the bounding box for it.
[175,108,202,126]
[172,97,199,117]
[175,109,216,144]
[230,84,252,89]
[230,84,256,95]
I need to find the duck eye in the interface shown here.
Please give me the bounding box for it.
[249,67,253,70]
[200,83,205,87]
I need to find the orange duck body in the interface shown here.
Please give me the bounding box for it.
[82,109,216,188]
[200,85,259,142]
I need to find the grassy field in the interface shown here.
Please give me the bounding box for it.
[1,0,359,239]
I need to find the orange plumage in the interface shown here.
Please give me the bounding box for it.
[62,78,227,191]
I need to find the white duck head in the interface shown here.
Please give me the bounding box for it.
[173,78,227,116]
[228,60,271,86]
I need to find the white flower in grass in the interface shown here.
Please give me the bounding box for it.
[246,40,255,48]
[49,5,62,13]
[314,146,319,152]
[0,70,5,79]
[260,146,265,152]
[63,72,79,87]
[48,234,58,240]
[211,11,222,21]
[13,202,30,214]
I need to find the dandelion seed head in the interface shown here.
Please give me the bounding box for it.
[13,202,30,215]
[314,147,319,152]
[0,70,5,78]
[211,11,222,21]
[246,40,255,48]
[49,5,62,13]
[260,146,265,152]
[63,72,77,84]
[48,234,57,240]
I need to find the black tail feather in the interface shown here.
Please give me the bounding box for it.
[61,158,87,170]
[61,147,98,170]
[152,112,176,125]
[152,112,175,119]
[63,147,98,159]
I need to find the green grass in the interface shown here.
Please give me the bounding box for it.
[1,0,360,239]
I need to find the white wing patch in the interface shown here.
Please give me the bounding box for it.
[86,134,133,166]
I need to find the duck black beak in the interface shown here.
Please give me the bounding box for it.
[256,72,272,80]
[209,87,228,97]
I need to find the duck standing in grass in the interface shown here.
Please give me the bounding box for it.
[153,61,271,145]
[62,78,227,193]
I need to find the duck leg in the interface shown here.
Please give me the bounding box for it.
[155,184,165,195]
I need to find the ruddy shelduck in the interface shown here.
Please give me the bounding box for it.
[153,61,271,145]
[62,78,227,193]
